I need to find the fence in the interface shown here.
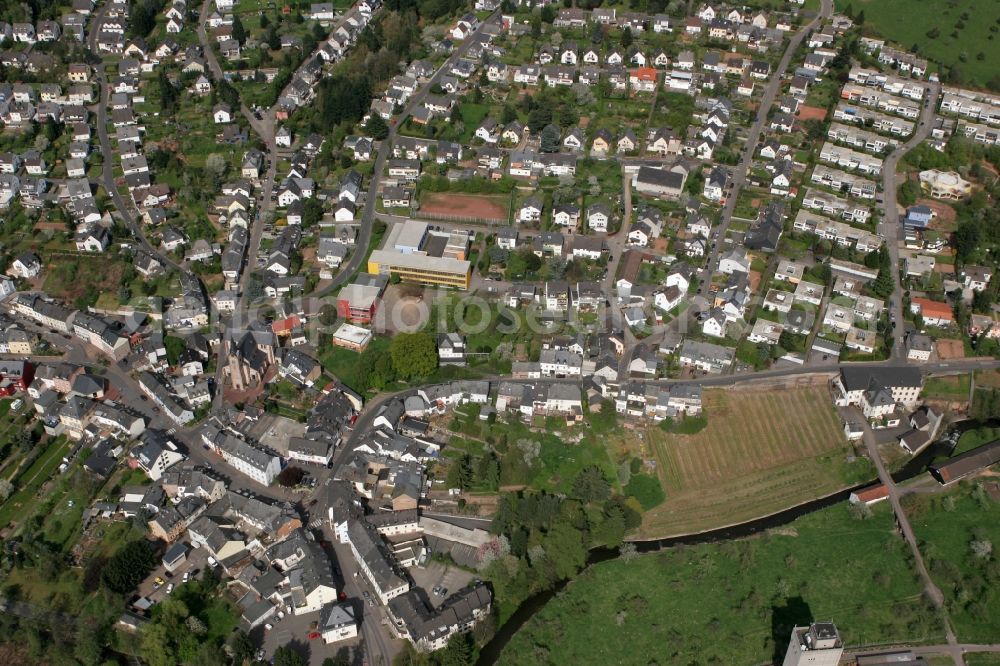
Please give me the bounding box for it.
[413,210,508,225]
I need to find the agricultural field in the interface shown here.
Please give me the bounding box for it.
[501,502,942,665]
[631,386,874,538]
[839,0,1000,88]
[907,481,1000,644]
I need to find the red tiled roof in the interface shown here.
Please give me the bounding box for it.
[852,484,889,504]
[912,297,953,321]
[271,315,302,334]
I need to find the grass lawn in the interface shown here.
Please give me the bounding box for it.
[973,369,1000,389]
[626,386,874,538]
[318,335,390,394]
[501,502,942,665]
[488,415,620,496]
[841,0,1000,87]
[42,254,126,309]
[923,374,972,401]
[966,656,1000,666]
[40,465,101,552]
[3,564,85,609]
[457,103,490,143]
[952,426,1000,457]
[907,481,1000,643]
[0,436,73,530]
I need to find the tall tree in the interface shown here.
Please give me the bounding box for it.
[389,332,438,379]
[365,113,389,140]
[572,465,611,503]
[539,124,561,153]
[273,646,306,666]
[232,16,246,45]
[227,631,255,665]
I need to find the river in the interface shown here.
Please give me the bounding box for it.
[476,418,998,665]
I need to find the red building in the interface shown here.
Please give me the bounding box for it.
[0,360,34,392]
[336,284,381,324]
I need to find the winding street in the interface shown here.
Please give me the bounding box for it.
[195,0,278,317]
[65,4,985,664]
[697,0,834,291]
[313,9,504,298]
[878,80,942,357]
[859,414,963,666]
[86,3,179,272]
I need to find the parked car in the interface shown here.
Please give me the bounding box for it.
[166,583,174,594]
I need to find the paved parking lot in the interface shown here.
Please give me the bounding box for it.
[258,608,362,666]
[135,543,212,603]
[409,560,475,609]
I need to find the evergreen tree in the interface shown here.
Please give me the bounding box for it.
[365,113,389,140]
[232,16,246,45]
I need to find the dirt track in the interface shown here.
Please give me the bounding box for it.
[420,192,508,222]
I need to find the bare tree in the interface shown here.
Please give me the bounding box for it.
[971,539,993,560]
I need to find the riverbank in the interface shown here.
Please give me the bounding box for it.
[477,418,1000,665]
[492,501,943,665]
[476,481,870,665]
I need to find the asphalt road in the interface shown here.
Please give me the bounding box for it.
[62,5,976,664]
[196,0,273,141]
[313,9,503,299]
[195,0,278,315]
[859,415,962,665]
[878,81,942,357]
[86,3,179,273]
[697,0,833,291]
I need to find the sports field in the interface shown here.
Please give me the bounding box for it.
[418,192,509,223]
[841,0,1000,88]
[635,386,871,537]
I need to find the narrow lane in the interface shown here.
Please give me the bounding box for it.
[697,0,833,291]
[859,417,963,665]
[878,81,942,357]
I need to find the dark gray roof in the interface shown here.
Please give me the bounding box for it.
[839,367,922,392]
